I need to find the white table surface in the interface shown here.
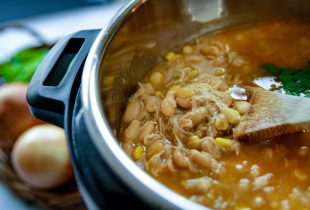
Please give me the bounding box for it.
[0,1,125,209]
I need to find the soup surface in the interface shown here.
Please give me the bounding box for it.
[120,21,310,209]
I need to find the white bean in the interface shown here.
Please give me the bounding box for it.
[180,107,206,128]
[233,101,252,115]
[186,55,203,64]
[173,150,188,168]
[189,150,212,168]
[188,149,221,173]
[124,120,141,141]
[200,45,221,57]
[182,45,194,55]
[124,101,141,124]
[161,90,177,116]
[145,96,161,113]
[161,99,176,116]
[139,121,155,142]
[147,141,164,159]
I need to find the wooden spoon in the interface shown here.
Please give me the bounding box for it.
[233,87,310,143]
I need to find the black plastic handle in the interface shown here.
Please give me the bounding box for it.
[27,29,100,128]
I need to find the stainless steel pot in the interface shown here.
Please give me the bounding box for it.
[27,0,310,209]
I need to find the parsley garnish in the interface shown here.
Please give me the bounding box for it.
[263,63,310,97]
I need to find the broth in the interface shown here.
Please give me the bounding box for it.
[120,21,310,209]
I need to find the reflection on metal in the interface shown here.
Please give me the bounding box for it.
[131,0,147,13]
[186,0,223,22]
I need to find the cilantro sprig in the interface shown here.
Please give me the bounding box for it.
[0,47,49,83]
[263,63,310,97]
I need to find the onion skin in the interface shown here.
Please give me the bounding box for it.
[11,124,74,189]
[0,83,43,153]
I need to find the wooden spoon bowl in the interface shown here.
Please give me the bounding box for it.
[233,87,310,143]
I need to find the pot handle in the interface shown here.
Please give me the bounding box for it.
[27,29,100,128]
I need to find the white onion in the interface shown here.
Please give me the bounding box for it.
[11,124,74,189]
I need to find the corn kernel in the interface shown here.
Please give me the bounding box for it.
[165,51,176,61]
[215,114,229,131]
[215,137,233,148]
[236,208,251,210]
[294,169,308,181]
[234,101,251,115]
[133,146,144,160]
[170,84,182,91]
[176,87,194,98]
[227,108,241,125]
[187,135,201,149]
[150,72,164,86]
[188,135,200,142]
[155,91,164,97]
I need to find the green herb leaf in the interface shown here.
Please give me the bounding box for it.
[262,63,310,97]
[0,47,49,83]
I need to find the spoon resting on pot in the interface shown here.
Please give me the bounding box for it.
[233,87,310,143]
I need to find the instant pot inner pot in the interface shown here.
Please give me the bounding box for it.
[99,0,310,135]
[80,0,310,209]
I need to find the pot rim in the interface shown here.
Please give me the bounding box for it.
[81,0,207,209]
